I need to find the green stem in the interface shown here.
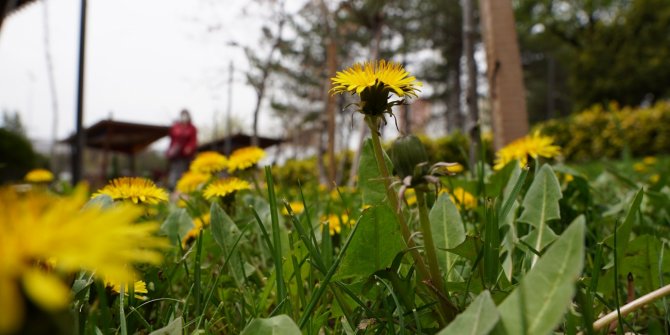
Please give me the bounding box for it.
[364,116,456,322]
[365,116,429,279]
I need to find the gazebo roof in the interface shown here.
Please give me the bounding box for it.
[62,119,170,154]
[198,133,282,155]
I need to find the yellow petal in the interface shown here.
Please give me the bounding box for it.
[22,270,70,311]
[0,278,24,333]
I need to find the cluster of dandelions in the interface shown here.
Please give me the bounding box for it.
[0,186,168,333]
[176,147,265,199]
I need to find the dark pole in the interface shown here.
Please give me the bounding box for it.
[72,0,87,184]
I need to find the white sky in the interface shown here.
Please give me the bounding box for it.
[0,0,295,150]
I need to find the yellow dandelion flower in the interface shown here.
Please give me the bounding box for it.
[440,187,477,210]
[281,201,305,216]
[564,174,574,183]
[93,177,168,205]
[322,214,354,235]
[404,188,417,206]
[331,60,422,116]
[203,177,250,200]
[196,212,211,227]
[227,147,266,173]
[24,168,54,183]
[494,132,560,170]
[643,156,657,165]
[443,163,464,174]
[107,280,149,300]
[0,186,167,333]
[633,162,647,173]
[181,213,211,248]
[190,151,228,174]
[176,171,210,193]
[331,60,421,98]
[650,174,661,184]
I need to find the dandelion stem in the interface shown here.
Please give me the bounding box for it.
[364,115,456,322]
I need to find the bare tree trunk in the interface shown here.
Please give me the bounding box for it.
[42,0,60,171]
[479,0,528,149]
[320,0,338,188]
[251,7,285,147]
[462,0,480,167]
[446,61,462,133]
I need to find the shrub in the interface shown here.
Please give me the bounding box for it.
[536,101,670,161]
[0,128,44,183]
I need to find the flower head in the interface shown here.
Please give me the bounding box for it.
[93,177,168,204]
[441,187,477,210]
[494,132,561,170]
[24,169,54,183]
[227,147,266,173]
[190,151,228,174]
[321,214,354,235]
[281,201,305,216]
[331,60,421,116]
[176,171,210,193]
[107,280,149,300]
[0,186,167,332]
[203,177,250,200]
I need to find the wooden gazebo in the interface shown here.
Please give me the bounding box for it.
[198,133,282,155]
[61,119,170,177]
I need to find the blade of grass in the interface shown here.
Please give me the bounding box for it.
[265,166,288,314]
[298,214,362,328]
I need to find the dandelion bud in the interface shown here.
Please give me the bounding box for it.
[390,135,430,180]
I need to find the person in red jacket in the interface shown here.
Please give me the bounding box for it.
[167,109,197,190]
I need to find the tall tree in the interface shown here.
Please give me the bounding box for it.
[244,0,286,147]
[479,0,529,148]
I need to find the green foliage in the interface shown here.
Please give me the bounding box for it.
[0,128,41,183]
[537,101,670,161]
[516,0,670,120]
[437,291,499,335]
[495,217,585,335]
[240,315,301,335]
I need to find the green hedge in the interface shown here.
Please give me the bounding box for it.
[273,132,493,187]
[536,101,670,162]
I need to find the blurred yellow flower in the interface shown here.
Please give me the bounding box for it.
[203,177,250,200]
[643,156,657,165]
[0,186,167,332]
[24,169,54,183]
[404,188,417,206]
[494,132,561,170]
[107,280,149,300]
[440,187,477,210]
[633,162,647,173]
[564,174,574,183]
[331,60,421,98]
[190,151,228,174]
[321,214,354,235]
[443,163,464,174]
[281,201,305,216]
[176,171,210,193]
[93,177,168,205]
[650,174,661,184]
[227,147,266,173]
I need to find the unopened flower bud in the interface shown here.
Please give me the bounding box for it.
[390,135,430,180]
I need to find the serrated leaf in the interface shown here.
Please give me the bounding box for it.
[494,216,585,335]
[518,164,562,265]
[437,291,499,335]
[430,193,466,276]
[240,315,301,335]
[210,202,245,285]
[148,317,182,335]
[160,208,194,245]
[359,138,393,206]
[335,204,404,279]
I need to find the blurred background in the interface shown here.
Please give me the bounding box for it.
[1,0,669,187]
